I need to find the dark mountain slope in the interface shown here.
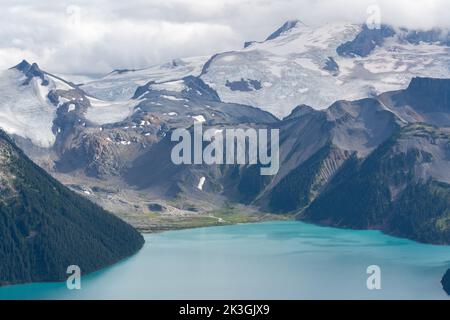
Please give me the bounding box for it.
[301,124,450,244]
[379,77,450,126]
[0,130,144,286]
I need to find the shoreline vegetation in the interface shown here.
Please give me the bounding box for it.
[131,208,293,233]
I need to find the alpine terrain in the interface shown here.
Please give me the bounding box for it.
[0,21,449,246]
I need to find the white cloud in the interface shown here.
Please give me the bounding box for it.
[0,0,449,75]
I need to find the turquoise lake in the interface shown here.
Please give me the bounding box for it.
[1,221,450,300]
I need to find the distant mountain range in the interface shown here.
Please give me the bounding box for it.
[0,20,449,249]
[75,20,450,118]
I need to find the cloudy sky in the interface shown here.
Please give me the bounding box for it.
[1,0,448,76]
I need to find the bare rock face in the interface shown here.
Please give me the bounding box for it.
[83,133,123,178]
[13,60,49,86]
[323,57,339,76]
[379,77,450,127]
[56,128,145,179]
[337,24,396,57]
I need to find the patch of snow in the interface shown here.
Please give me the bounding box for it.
[150,80,186,92]
[58,97,70,106]
[161,95,186,102]
[48,75,74,91]
[298,88,309,93]
[197,176,206,190]
[81,56,209,101]
[192,115,206,123]
[222,54,237,62]
[85,97,140,125]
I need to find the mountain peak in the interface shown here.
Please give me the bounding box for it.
[265,19,305,41]
[11,60,49,86]
[404,77,450,115]
[12,59,32,72]
[407,76,450,90]
[336,24,396,57]
[284,104,317,120]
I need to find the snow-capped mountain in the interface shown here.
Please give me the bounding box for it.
[73,20,450,119]
[201,21,450,118]
[0,61,73,148]
[0,58,277,184]
[81,56,209,101]
[0,20,450,242]
[0,60,141,149]
[1,20,450,180]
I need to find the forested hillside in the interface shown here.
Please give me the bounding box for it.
[0,130,144,286]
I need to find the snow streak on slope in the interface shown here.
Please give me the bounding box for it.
[0,69,56,148]
[81,56,209,101]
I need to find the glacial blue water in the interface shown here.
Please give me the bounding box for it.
[1,221,450,300]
